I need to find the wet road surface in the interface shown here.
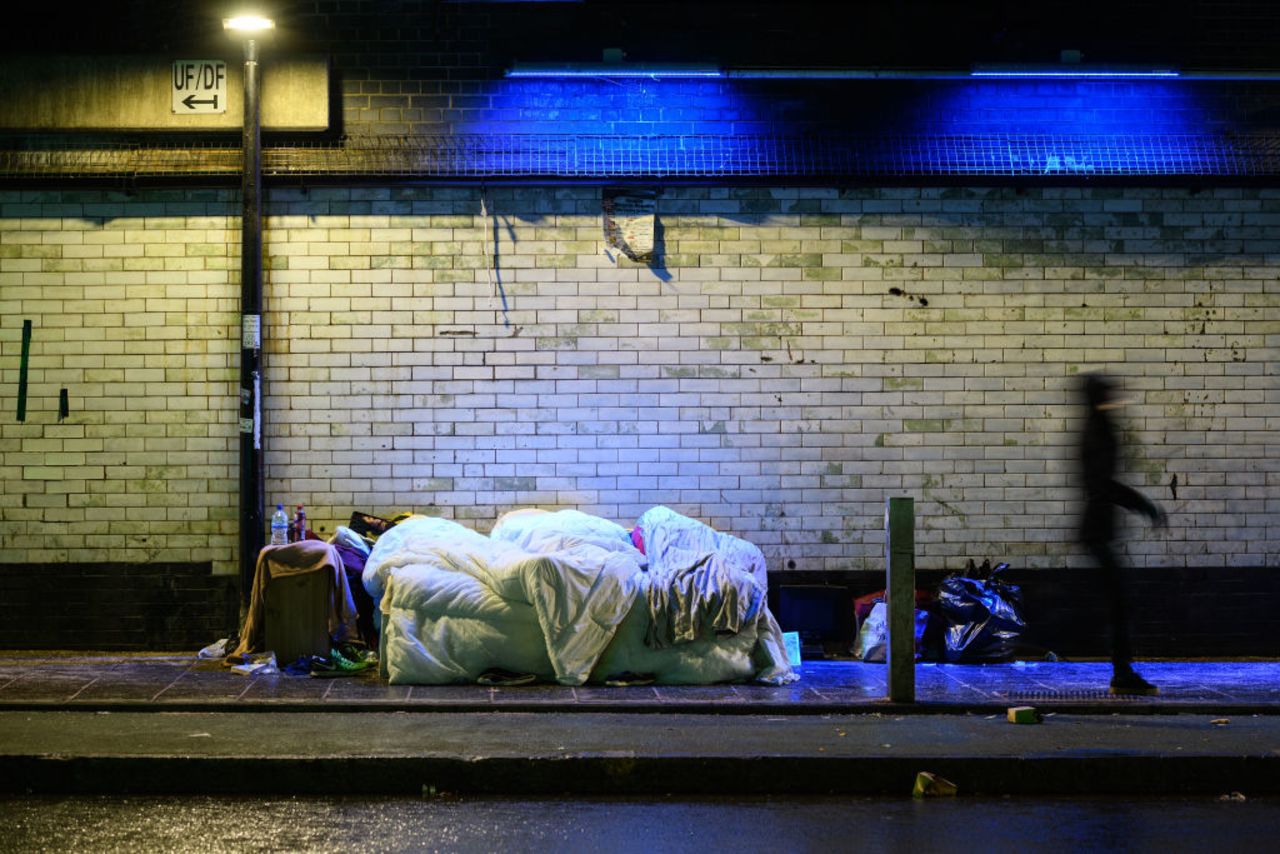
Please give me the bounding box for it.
[2,794,1276,853]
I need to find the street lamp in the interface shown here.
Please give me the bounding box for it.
[224,15,276,34]
[224,12,274,628]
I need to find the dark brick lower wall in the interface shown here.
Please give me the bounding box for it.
[2,561,1272,656]
[772,566,1280,659]
[0,563,238,651]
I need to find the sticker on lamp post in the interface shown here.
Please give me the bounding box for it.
[241,314,261,349]
[172,60,227,114]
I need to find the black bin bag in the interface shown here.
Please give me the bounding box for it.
[937,566,1026,663]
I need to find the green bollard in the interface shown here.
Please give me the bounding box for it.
[886,496,915,703]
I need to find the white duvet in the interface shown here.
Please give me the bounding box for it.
[363,507,797,686]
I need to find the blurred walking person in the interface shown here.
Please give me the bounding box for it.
[1079,374,1167,695]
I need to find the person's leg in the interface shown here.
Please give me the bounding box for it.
[1088,540,1131,670]
[1085,538,1157,695]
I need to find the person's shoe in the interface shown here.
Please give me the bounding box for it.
[1110,670,1159,696]
[477,668,537,686]
[309,647,375,678]
[334,642,376,667]
[603,672,656,687]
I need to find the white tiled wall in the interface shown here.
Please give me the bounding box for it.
[3,186,1277,576]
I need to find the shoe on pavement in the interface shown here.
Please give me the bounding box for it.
[1110,670,1160,696]
[477,668,537,686]
[603,672,656,687]
[309,647,375,678]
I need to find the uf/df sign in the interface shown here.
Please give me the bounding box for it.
[172,60,227,114]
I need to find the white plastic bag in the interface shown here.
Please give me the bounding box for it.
[196,638,230,660]
[854,602,930,662]
[855,602,889,662]
[230,652,279,676]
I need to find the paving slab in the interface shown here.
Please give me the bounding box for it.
[2,654,1278,715]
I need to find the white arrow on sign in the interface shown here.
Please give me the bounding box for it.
[172,60,227,115]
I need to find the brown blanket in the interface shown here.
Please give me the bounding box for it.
[230,540,360,660]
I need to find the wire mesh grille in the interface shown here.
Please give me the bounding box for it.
[2,133,1279,179]
[1006,690,1142,701]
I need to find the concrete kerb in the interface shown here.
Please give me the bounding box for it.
[3,710,1278,797]
[7,754,1276,797]
[0,699,1277,716]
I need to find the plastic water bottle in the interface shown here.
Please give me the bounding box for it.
[270,504,289,545]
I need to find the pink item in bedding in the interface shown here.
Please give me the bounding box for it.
[630,527,646,555]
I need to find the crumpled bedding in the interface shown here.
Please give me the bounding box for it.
[635,505,767,649]
[363,507,797,686]
[643,549,760,649]
[635,505,769,591]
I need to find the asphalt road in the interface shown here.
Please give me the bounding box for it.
[2,794,1277,853]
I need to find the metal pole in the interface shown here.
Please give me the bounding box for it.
[237,36,264,621]
[886,496,915,703]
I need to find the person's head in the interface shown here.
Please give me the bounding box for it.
[1082,373,1129,411]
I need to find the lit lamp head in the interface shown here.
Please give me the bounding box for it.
[223,14,276,36]
[224,13,274,64]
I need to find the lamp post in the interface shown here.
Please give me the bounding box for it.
[224,14,274,625]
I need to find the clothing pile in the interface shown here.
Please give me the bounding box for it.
[222,511,400,677]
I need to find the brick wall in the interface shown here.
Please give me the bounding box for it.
[6,4,1280,182]
[299,1,1276,140]
[0,190,241,568]
[0,562,236,650]
[3,185,1277,579]
[774,566,1280,658]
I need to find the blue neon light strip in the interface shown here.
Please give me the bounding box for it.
[971,68,1180,79]
[506,64,723,79]
[509,64,1188,80]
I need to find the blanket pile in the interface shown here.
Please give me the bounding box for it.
[362,507,797,686]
